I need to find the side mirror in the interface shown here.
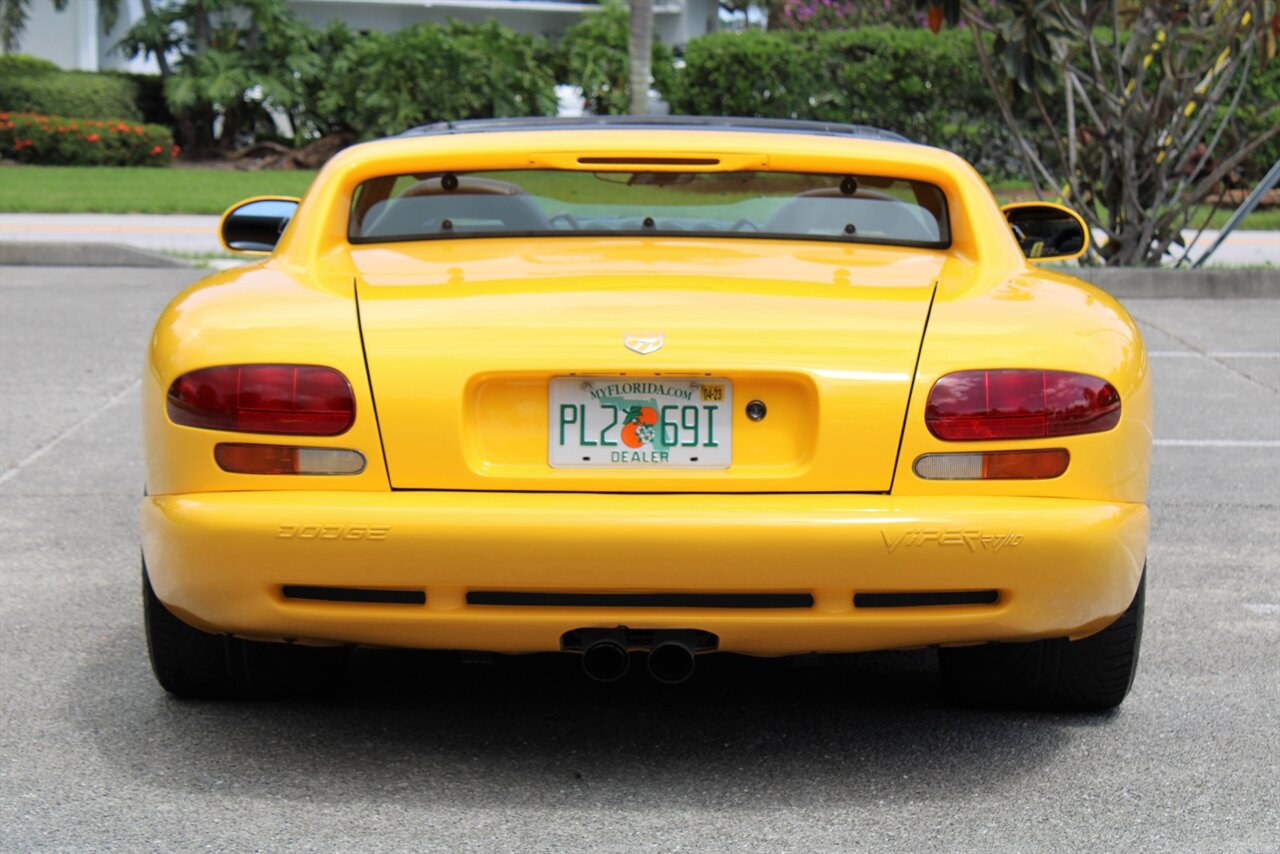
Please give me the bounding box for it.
[1001,202,1089,263]
[219,196,300,254]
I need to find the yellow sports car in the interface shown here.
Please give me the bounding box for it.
[141,117,1150,709]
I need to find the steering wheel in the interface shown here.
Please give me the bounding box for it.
[729,218,759,232]
[549,213,582,230]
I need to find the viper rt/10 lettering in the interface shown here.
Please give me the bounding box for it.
[881,530,1024,553]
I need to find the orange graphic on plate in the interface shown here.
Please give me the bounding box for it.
[620,406,658,448]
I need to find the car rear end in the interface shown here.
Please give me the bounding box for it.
[141,121,1150,703]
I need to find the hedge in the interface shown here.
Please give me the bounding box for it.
[1241,57,1280,180]
[315,20,558,140]
[666,30,826,121]
[0,63,143,122]
[666,28,1030,177]
[0,112,177,166]
[0,54,60,75]
[822,28,1013,168]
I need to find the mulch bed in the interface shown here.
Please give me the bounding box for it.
[174,132,355,171]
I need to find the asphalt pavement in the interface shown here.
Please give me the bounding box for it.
[1,266,1277,851]
[1,212,1278,267]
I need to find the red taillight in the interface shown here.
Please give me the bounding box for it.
[926,370,1120,440]
[167,365,355,435]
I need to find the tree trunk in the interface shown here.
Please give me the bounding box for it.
[628,0,654,115]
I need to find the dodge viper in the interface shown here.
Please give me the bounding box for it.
[141,117,1150,709]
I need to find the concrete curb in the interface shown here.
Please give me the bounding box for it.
[1065,267,1279,298]
[0,240,1275,296]
[0,241,191,268]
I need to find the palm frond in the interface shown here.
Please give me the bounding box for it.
[1,0,31,53]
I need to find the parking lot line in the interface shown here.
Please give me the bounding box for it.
[1154,438,1280,447]
[1148,351,1280,358]
[0,379,140,486]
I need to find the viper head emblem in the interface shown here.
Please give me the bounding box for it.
[623,333,664,355]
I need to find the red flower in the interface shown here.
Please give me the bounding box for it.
[170,145,181,157]
[134,127,144,135]
[149,144,163,155]
[927,2,944,32]
[87,133,100,143]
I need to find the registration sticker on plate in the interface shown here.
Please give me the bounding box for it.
[548,377,733,468]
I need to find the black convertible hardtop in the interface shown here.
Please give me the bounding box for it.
[396,115,913,144]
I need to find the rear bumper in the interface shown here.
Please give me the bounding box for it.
[141,491,1148,655]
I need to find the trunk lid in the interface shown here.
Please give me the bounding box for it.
[354,238,939,492]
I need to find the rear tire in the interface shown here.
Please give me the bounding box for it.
[143,560,345,699]
[939,570,1145,711]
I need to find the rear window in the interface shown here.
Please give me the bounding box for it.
[349,170,949,249]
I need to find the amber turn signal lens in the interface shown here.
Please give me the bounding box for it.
[913,449,1069,480]
[982,448,1069,479]
[215,443,366,475]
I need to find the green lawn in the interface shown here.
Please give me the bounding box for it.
[1,165,1276,229]
[0,165,317,214]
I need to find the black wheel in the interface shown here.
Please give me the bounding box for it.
[143,560,346,699]
[940,569,1145,711]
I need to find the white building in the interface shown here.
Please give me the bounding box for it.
[8,0,719,72]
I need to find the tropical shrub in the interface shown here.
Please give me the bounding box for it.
[115,3,554,149]
[769,0,925,30]
[909,1,1278,265]
[117,0,326,152]
[669,25,1277,182]
[0,112,176,166]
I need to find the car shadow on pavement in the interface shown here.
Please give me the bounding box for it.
[74,629,1095,809]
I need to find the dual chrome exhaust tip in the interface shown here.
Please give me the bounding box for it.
[568,628,714,685]
[581,638,632,682]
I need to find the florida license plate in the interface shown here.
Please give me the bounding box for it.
[548,377,733,468]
